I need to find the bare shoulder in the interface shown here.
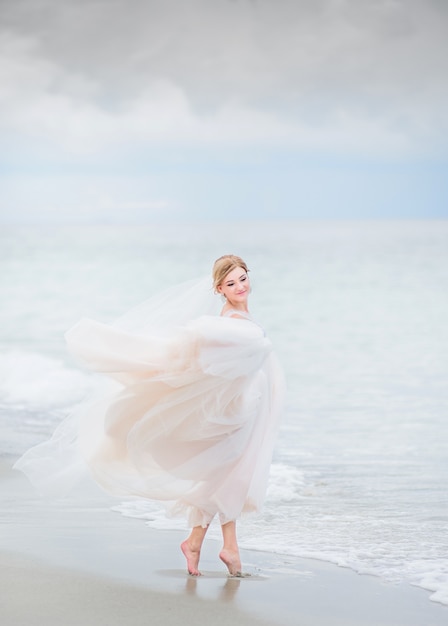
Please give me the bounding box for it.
[221,307,251,321]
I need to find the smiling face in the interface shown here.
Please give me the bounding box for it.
[217,266,250,308]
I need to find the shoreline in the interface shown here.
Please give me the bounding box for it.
[2,461,447,626]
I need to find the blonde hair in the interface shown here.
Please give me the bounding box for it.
[212,254,249,291]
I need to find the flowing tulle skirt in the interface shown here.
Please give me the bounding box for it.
[15,288,285,527]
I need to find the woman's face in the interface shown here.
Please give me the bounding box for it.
[217,266,250,306]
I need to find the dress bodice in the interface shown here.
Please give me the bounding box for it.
[221,308,266,335]
[221,309,252,320]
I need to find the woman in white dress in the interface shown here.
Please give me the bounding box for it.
[14,254,285,577]
[181,254,283,576]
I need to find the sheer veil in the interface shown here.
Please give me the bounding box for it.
[111,275,221,336]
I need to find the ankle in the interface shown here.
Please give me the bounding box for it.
[184,538,201,552]
[222,545,239,554]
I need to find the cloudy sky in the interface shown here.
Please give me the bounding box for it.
[1,0,447,222]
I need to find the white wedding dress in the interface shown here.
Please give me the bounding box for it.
[14,277,285,527]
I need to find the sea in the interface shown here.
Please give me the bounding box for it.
[1,220,447,605]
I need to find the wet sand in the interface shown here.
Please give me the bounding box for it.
[1,461,447,626]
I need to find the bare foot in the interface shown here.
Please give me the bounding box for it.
[219,548,242,576]
[181,540,202,576]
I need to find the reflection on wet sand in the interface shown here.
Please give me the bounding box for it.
[185,575,241,602]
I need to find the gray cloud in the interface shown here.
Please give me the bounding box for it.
[1,0,447,157]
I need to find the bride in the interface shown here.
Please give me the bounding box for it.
[14,254,285,577]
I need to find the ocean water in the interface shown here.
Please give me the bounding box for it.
[1,220,447,605]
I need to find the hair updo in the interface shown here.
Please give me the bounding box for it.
[212,254,249,292]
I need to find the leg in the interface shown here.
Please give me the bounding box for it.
[219,520,242,576]
[181,525,209,576]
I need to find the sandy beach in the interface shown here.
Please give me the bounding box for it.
[1,461,447,626]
